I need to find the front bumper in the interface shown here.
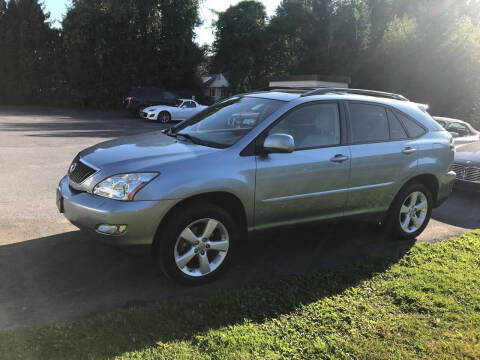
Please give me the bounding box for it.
[57,176,176,246]
[141,111,157,120]
[454,179,480,193]
[435,171,456,207]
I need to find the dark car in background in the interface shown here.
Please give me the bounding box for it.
[123,87,177,116]
[451,141,480,192]
[434,117,480,146]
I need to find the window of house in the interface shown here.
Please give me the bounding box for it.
[209,88,216,97]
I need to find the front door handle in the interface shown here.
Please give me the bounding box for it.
[330,154,349,163]
[402,147,416,155]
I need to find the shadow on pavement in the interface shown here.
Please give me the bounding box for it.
[0,221,413,330]
[432,189,480,229]
[0,106,170,138]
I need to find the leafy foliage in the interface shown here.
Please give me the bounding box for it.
[0,0,204,108]
[0,0,480,123]
[211,0,270,92]
[0,0,61,105]
[213,0,480,126]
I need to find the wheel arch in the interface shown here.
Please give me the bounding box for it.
[157,110,172,121]
[155,191,248,242]
[392,173,439,210]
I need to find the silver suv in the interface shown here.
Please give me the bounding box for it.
[57,88,456,284]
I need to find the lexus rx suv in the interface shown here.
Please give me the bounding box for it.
[57,88,456,285]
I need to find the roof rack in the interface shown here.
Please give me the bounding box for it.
[301,88,409,101]
[252,86,318,94]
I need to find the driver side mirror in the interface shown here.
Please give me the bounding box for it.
[263,133,295,154]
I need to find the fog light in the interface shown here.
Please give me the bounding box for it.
[96,224,127,235]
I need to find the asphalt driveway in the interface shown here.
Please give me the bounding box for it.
[0,106,479,329]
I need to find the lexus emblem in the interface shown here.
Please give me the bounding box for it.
[69,162,77,173]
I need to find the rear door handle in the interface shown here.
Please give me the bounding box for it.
[330,154,349,163]
[402,147,416,155]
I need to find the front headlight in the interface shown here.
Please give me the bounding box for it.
[93,173,158,200]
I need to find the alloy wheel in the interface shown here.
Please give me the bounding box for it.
[398,191,428,234]
[173,218,229,277]
[159,112,170,123]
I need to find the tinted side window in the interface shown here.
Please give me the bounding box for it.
[185,101,196,108]
[349,103,389,143]
[387,109,408,140]
[270,103,341,149]
[394,111,426,138]
[447,122,471,136]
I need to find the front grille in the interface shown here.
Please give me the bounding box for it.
[68,157,97,184]
[451,163,465,177]
[451,163,480,183]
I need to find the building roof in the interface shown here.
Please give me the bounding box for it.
[269,74,352,84]
[201,74,227,87]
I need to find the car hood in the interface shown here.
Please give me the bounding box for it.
[78,131,218,170]
[455,141,480,165]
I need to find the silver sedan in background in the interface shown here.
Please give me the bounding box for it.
[434,117,479,146]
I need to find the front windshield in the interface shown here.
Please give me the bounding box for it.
[173,96,284,147]
[174,99,183,107]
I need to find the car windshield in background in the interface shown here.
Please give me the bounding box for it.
[172,96,284,147]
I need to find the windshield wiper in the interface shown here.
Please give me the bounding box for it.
[176,132,197,142]
[176,132,228,149]
[164,128,177,137]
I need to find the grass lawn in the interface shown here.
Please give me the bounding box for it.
[1,230,480,359]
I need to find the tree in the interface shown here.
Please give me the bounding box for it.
[0,0,60,104]
[266,0,316,76]
[62,0,204,107]
[212,1,269,92]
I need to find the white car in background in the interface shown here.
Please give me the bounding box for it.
[141,99,207,123]
[434,117,480,146]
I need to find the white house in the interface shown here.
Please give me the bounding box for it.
[202,74,230,102]
[269,74,351,89]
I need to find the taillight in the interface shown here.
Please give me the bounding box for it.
[449,137,455,151]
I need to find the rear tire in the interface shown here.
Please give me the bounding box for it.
[154,203,239,285]
[388,183,433,240]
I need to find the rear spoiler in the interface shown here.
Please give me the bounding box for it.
[415,103,429,112]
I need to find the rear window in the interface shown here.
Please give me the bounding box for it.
[349,103,389,143]
[387,109,408,140]
[394,110,426,138]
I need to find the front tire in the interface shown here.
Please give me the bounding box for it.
[388,183,433,240]
[158,111,171,123]
[154,203,239,285]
